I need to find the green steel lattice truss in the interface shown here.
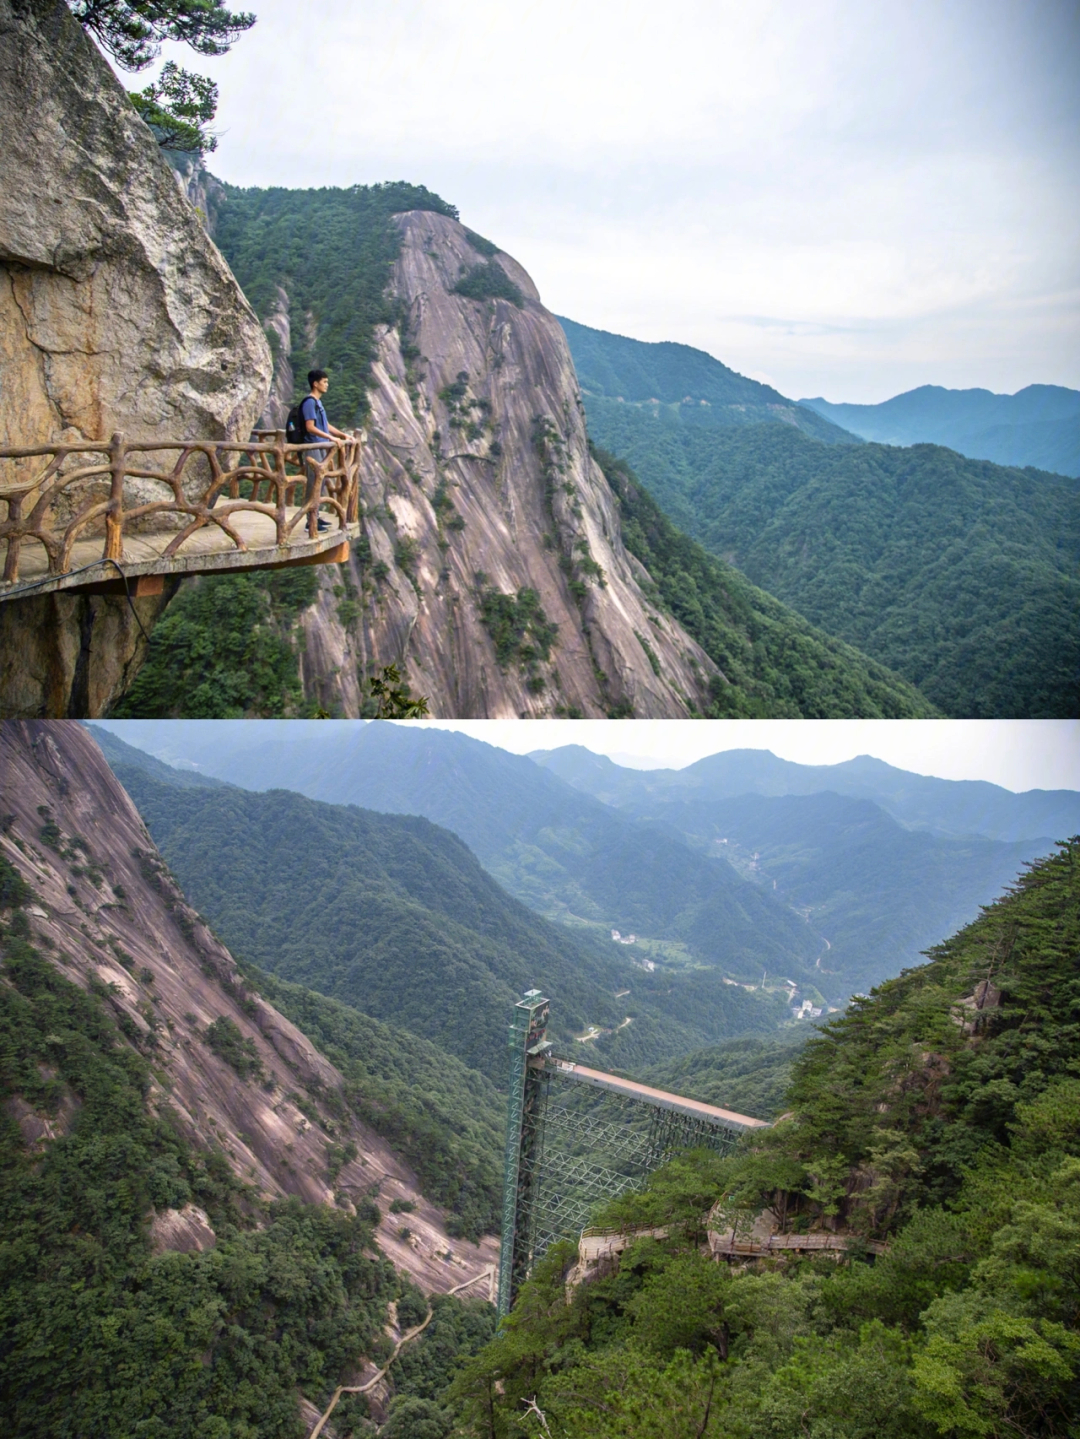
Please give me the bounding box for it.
[532,1102,740,1255]
[497,991,749,1316]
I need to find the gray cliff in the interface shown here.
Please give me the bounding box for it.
[0,0,272,716]
[298,211,718,717]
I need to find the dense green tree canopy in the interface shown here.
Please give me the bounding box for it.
[558,315,856,445]
[113,567,319,718]
[104,756,794,1077]
[586,402,1080,717]
[0,888,401,1435]
[213,181,458,427]
[594,445,937,718]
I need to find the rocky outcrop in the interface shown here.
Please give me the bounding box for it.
[0,0,272,716]
[0,580,181,719]
[301,211,719,717]
[0,720,498,1296]
[149,1203,217,1255]
[0,0,270,452]
[168,151,224,231]
[258,285,297,430]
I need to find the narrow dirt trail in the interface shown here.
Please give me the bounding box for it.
[308,1266,496,1438]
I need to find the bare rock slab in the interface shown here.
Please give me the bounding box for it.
[304,211,718,717]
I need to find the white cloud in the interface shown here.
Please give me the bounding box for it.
[143,0,1078,400]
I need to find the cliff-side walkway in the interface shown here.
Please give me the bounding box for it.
[0,431,362,601]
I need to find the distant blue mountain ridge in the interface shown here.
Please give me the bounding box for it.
[799,384,1080,478]
[92,721,1077,1005]
[558,316,1078,477]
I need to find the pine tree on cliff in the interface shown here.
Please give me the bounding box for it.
[68,0,255,70]
[68,1,254,151]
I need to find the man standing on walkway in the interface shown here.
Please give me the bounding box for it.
[301,369,349,532]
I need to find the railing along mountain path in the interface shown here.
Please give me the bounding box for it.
[0,429,362,600]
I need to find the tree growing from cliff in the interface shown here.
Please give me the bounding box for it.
[367,664,431,719]
[70,2,253,153]
[68,0,255,71]
[129,59,218,152]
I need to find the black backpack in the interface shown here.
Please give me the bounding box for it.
[285,399,309,446]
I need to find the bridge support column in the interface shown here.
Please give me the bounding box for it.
[497,990,551,1318]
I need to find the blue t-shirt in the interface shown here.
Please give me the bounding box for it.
[300,395,328,442]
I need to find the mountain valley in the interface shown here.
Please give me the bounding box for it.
[93,721,1065,1009]
[92,725,798,1069]
[2,2,1076,1434]
[11,1,929,724]
[7,715,1076,1436]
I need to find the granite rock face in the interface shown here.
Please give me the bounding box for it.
[0,0,271,453]
[1,719,498,1296]
[304,211,718,717]
[258,284,297,430]
[0,582,180,719]
[0,0,272,716]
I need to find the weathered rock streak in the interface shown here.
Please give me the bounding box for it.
[303,211,717,717]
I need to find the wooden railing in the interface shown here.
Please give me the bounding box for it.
[0,429,362,588]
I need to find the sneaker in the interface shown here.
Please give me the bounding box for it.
[317,519,331,533]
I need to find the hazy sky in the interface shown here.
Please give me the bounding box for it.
[393,720,1079,793]
[144,0,1079,402]
[94,719,1079,792]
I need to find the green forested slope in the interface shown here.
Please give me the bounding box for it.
[451,839,1080,1437]
[584,399,1080,717]
[113,567,321,719]
[109,764,791,1078]
[212,179,457,426]
[638,1030,809,1121]
[241,966,504,1240]
[97,724,1057,1005]
[0,859,403,1436]
[95,723,828,993]
[594,447,937,717]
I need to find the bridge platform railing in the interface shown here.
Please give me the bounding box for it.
[0,429,363,601]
